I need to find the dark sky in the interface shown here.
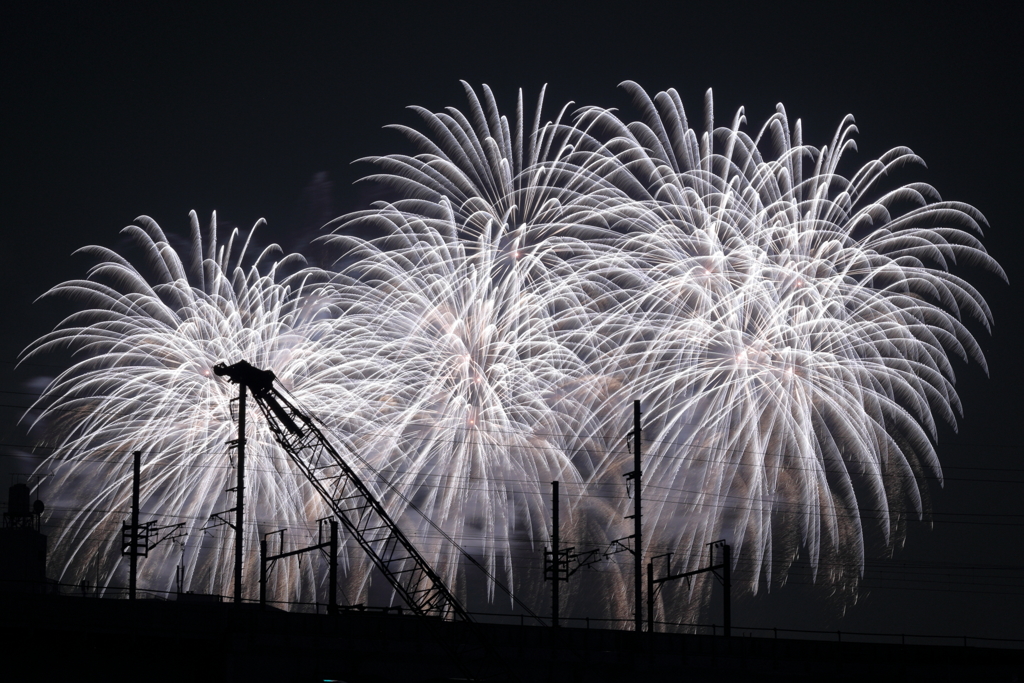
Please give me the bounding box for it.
[2,4,1020,642]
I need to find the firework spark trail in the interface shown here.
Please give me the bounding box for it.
[322,84,627,602]
[26,83,1003,625]
[23,211,363,604]
[556,83,1005,617]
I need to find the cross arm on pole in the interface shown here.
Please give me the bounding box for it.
[652,562,725,586]
[568,548,604,575]
[147,522,186,550]
[605,535,636,557]
[265,539,333,561]
[202,508,237,532]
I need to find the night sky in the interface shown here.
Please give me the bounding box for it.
[2,4,1020,642]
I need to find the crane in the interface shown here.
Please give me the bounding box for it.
[212,360,470,622]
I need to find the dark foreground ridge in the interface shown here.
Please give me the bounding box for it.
[2,592,1020,683]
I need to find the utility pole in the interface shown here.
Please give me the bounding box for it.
[234,382,246,605]
[545,481,602,630]
[260,519,338,613]
[121,451,185,599]
[328,518,338,616]
[203,381,249,603]
[723,542,731,637]
[129,450,140,601]
[552,481,560,628]
[259,538,267,608]
[647,561,654,633]
[544,481,569,628]
[627,400,642,633]
[647,540,731,636]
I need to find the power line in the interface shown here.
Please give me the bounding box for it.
[36,503,1024,579]
[3,431,1022,488]
[20,458,1024,527]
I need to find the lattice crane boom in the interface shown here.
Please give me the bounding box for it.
[213,360,471,622]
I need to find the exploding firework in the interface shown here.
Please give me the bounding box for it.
[555,83,1004,617]
[320,84,622,604]
[27,83,1002,625]
[24,212,354,604]
[325,82,1003,620]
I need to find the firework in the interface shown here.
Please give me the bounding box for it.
[558,83,1004,616]
[321,83,622,604]
[27,84,1002,626]
[24,212,352,604]
[327,82,1002,620]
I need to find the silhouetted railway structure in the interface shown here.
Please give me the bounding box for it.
[1,590,1021,682]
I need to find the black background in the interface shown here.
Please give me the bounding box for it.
[2,3,1020,641]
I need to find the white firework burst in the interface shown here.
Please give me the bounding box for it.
[560,83,1004,619]
[24,211,351,604]
[322,83,620,604]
